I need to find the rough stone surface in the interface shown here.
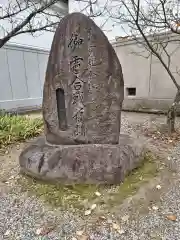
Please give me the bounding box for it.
[19,13,143,185]
[19,134,145,184]
[43,12,124,145]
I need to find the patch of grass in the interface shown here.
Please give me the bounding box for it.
[18,176,99,210]
[17,152,158,212]
[0,111,43,149]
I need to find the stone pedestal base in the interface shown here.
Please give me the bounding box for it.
[19,135,145,184]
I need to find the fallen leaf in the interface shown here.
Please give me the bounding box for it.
[95,191,101,197]
[76,230,84,236]
[156,185,161,190]
[166,214,177,221]
[112,223,120,230]
[35,226,55,236]
[91,204,97,210]
[84,209,92,216]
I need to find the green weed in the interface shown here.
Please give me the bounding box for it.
[0,111,43,149]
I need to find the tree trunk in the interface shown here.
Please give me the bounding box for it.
[167,90,180,135]
[167,104,176,134]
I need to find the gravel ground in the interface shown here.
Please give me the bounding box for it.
[0,112,180,240]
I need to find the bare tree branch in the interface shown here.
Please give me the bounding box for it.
[0,0,60,48]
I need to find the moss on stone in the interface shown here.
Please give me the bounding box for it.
[103,152,158,207]
[17,151,158,212]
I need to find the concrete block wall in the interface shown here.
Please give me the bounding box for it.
[112,33,180,113]
[0,43,49,112]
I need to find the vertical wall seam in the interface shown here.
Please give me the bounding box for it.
[37,53,43,96]
[23,51,30,98]
[148,53,152,97]
[6,49,14,100]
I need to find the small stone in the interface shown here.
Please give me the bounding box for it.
[91,204,97,210]
[72,237,78,240]
[159,166,164,170]
[107,219,113,224]
[85,209,92,216]
[9,175,15,180]
[117,229,125,235]
[156,185,161,190]
[5,151,9,154]
[152,205,159,211]
[4,230,11,236]
[149,232,157,238]
[95,191,101,197]
[76,230,84,236]
[112,223,120,230]
[99,216,106,220]
[122,215,129,222]
[79,235,89,240]
[36,228,43,235]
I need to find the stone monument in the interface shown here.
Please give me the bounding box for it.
[19,13,145,184]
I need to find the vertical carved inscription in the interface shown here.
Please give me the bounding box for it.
[88,29,93,96]
[87,28,102,98]
[56,88,67,130]
[68,33,84,51]
[87,28,98,98]
[68,32,85,137]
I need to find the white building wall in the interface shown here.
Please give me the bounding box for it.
[0,43,49,111]
[0,0,68,112]
[113,33,180,112]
